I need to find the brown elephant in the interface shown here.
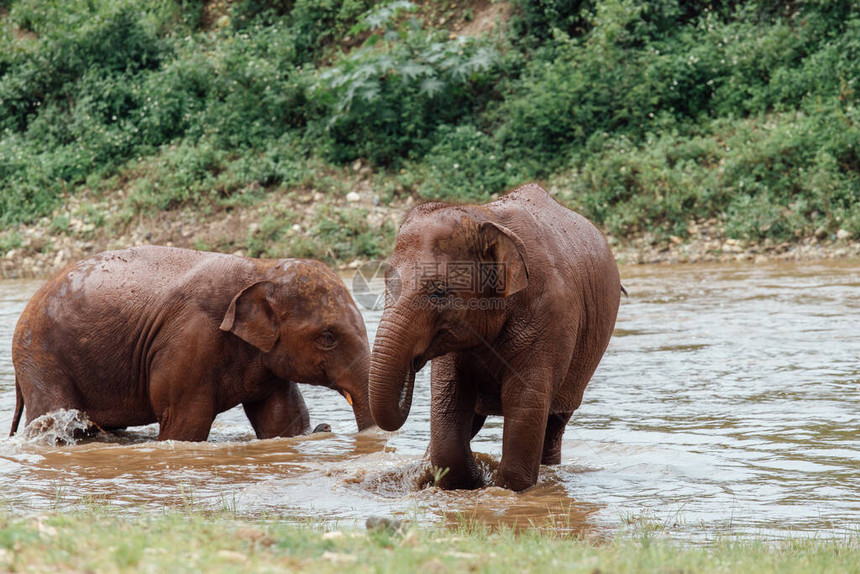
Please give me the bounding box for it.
[369,183,622,491]
[10,245,373,441]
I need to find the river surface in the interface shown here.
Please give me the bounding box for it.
[0,262,858,539]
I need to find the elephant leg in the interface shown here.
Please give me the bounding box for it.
[496,362,554,491]
[471,413,487,439]
[243,381,310,439]
[149,340,217,441]
[429,354,483,490]
[541,411,572,465]
[156,402,215,441]
[16,356,85,427]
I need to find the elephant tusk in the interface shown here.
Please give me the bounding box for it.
[343,391,354,406]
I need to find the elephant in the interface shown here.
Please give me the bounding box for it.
[368,183,622,491]
[10,245,374,441]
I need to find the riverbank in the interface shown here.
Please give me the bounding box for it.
[1,181,859,280]
[0,506,855,573]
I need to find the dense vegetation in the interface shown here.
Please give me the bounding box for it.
[0,0,858,260]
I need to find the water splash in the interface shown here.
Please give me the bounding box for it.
[343,453,499,498]
[18,409,98,446]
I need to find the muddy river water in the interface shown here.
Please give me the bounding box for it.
[0,261,857,539]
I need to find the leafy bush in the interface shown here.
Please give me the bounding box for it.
[558,105,860,241]
[1,0,859,254]
[125,134,309,214]
[509,0,594,44]
[406,124,525,201]
[311,1,500,166]
[246,205,394,262]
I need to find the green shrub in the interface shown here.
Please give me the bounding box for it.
[312,2,500,166]
[509,0,594,44]
[231,0,372,63]
[1,0,859,253]
[0,230,23,254]
[246,205,393,262]
[406,124,525,201]
[557,103,860,241]
[125,133,309,214]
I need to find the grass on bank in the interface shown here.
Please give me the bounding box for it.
[0,507,858,573]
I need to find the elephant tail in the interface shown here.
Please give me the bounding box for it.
[621,284,628,297]
[9,376,23,437]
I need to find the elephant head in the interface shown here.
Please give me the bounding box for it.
[220,260,374,431]
[369,208,529,431]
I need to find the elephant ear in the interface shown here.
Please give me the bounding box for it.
[478,221,529,297]
[220,281,280,352]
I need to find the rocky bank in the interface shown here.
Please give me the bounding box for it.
[2,181,858,281]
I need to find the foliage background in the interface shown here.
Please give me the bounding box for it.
[0,0,858,262]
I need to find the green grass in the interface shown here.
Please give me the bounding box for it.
[0,507,857,573]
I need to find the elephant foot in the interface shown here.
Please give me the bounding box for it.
[541,449,562,465]
[495,473,537,492]
[433,465,484,490]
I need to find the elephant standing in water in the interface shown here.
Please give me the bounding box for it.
[369,183,622,491]
[11,246,374,440]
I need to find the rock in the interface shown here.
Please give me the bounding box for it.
[36,519,58,538]
[235,528,272,546]
[312,423,332,433]
[421,558,447,573]
[232,250,245,257]
[348,259,362,269]
[366,516,405,534]
[322,551,357,564]
[321,531,344,540]
[836,229,852,240]
[814,226,828,239]
[346,191,361,203]
[291,224,302,233]
[215,550,247,562]
[401,530,420,547]
[352,159,362,172]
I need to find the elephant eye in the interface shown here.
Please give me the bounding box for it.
[428,286,448,302]
[316,329,337,349]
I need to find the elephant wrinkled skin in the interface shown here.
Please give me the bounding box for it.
[369,183,622,491]
[11,246,373,441]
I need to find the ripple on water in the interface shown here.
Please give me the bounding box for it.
[0,263,859,539]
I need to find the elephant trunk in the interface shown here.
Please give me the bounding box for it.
[331,350,375,432]
[369,307,421,432]
[350,368,375,432]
